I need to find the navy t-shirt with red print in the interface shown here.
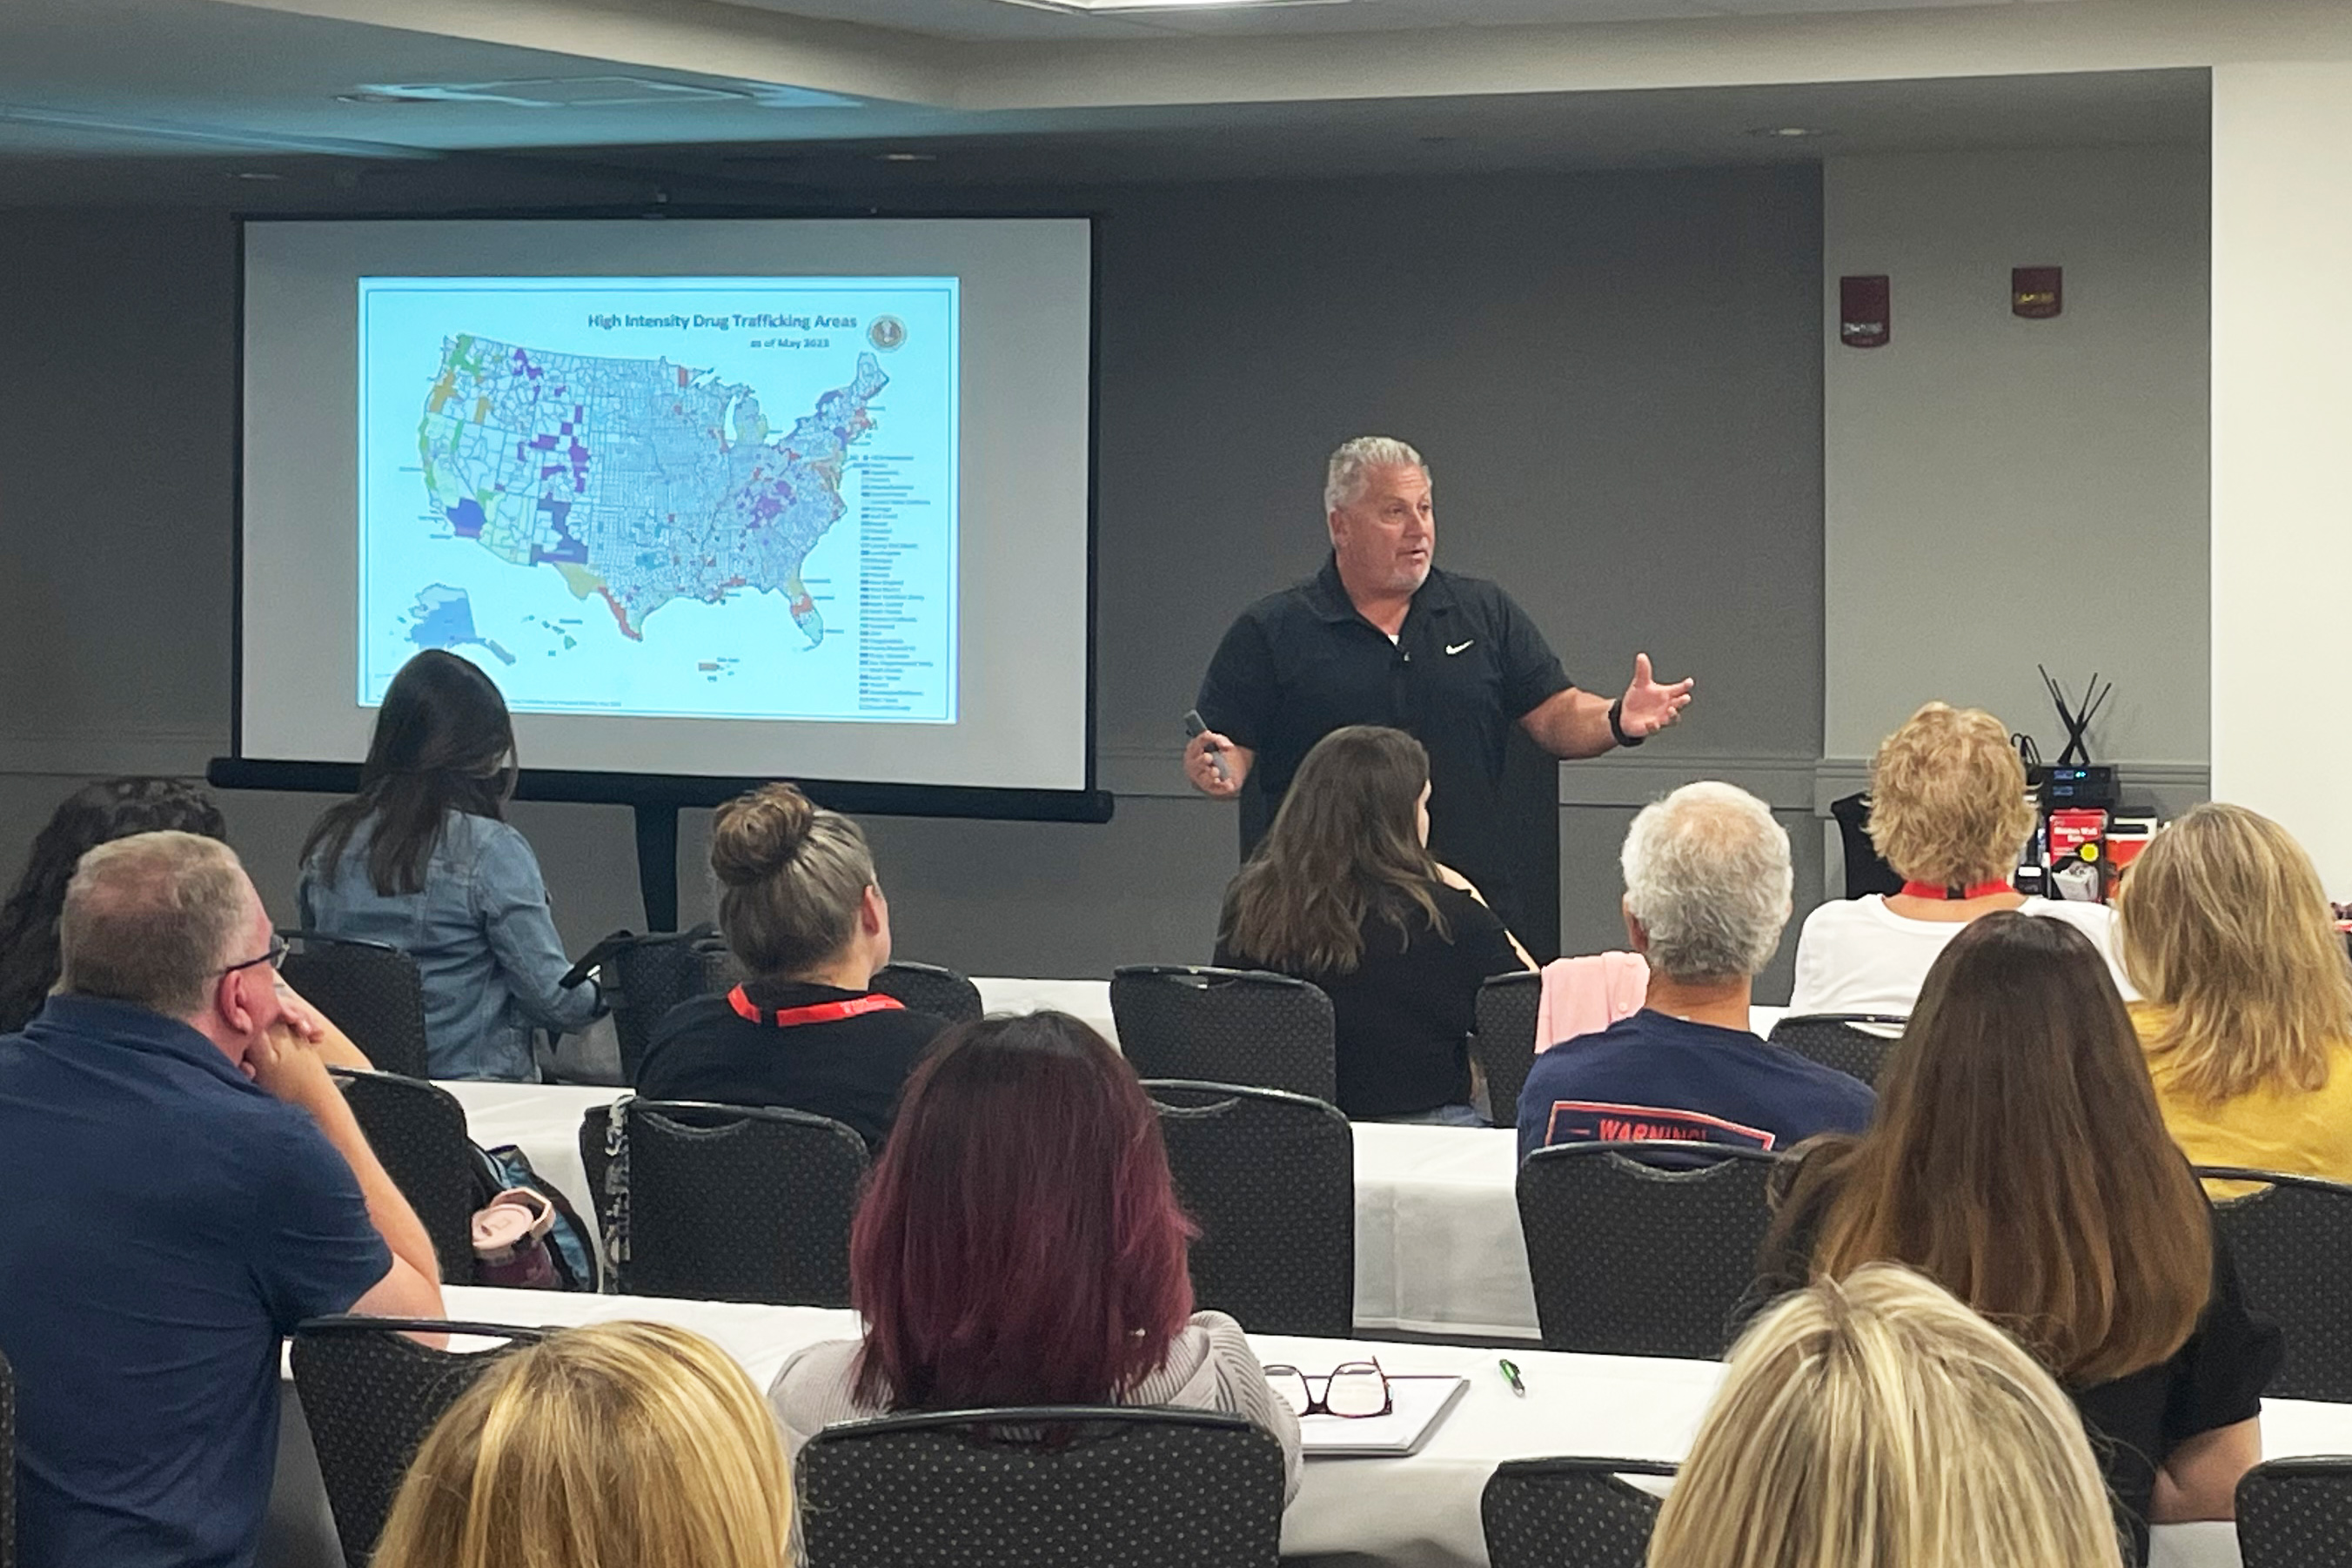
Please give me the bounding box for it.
[1515,1008,1875,1163]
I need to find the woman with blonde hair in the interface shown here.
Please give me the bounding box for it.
[1788,700,2132,1018]
[372,1320,792,1568]
[635,781,946,1144]
[1652,1263,2123,1568]
[2117,802,2352,1183]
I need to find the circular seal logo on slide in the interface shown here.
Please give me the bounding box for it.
[868,315,908,352]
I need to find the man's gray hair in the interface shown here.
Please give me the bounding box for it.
[58,831,253,1018]
[1620,781,1792,983]
[1324,436,1428,514]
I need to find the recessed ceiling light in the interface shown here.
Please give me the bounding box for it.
[1749,125,1833,139]
[878,151,936,163]
[998,0,1348,11]
[231,171,285,181]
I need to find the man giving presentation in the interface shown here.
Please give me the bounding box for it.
[1188,436,1693,931]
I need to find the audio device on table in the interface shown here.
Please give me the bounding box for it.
[2013,668,2152,904]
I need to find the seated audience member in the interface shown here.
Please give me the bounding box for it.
[1215,724,1532,1124]
[769,1011,1303,1498]
[1787,701,2132,1017]
[0,776,230,1033]
[635,783,944,1144]
[372,1321,792,1568]
[299,649,604,1079]
[0,831,444,1568]
[2118,803,2352,1187]
[1518,782,1873,1161]
[1651,1263,2126,1568]
[1759,914,2280,1562]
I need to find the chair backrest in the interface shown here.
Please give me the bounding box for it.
[603,929,740,1083]
[619,1100,869,1306]
[1517,1141,1782,1358]
[869,961,983,1022]
[1110,966,1337,1102]
[1828,792,1904,899]
[798,1405,1286,1568]
[290,1317,544,1567]
[1145,1080,1354,1337]
[1473,970,1543,1124]
[2237,1456,2352,1568]
[0,1346,14,1568]
[282,931,432,1080]
[1766,1014,1906,1087]
[580,1102,620,1238]
[331,1069,478,1285]
[2201,1165,2352,1400]
[1482,1457,1677,1568]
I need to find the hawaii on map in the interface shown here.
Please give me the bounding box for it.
[356,277,958,723]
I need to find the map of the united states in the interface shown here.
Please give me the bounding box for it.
[415,335,888,647]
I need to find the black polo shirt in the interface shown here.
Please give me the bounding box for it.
[1196,556,1573,927]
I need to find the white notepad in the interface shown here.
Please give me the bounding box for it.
[1298,1374,1471,1457]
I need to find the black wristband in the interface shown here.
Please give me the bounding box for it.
[1609,697,1645,748]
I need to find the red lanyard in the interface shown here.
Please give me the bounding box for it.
[1898,879,2014,901]
[727,987,906,1027]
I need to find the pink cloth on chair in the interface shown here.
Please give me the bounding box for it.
[1533,952,1650,1054]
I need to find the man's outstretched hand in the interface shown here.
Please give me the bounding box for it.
[1616,653,1694,740]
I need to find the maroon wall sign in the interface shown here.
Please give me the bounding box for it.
[2013,265,2063,318]
[1839,274,1890,348]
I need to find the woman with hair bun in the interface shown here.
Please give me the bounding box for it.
[635,781,943,1144]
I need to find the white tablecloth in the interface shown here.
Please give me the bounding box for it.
[971,975,1118,1043]
[263,1285,2352,1568]
[446,1084,1543,1340]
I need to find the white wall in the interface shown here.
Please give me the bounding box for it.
[1823,146,2211,779]
[2211,64,2352,893]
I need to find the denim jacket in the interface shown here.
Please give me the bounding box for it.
[297,811,603,1080]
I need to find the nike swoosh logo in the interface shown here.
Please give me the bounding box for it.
[1446,640,1475,655]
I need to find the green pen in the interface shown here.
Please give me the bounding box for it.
[1498,1357,1527,1397]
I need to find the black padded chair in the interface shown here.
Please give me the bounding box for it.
[1766,1014,1906,1087]
[600,929,740,1083]
[281,931,432,1080]
[580,1101,620,1238]
[797,1406,1286,1568]
[870,961,984,1022]
[1482,1457,1677,1568]
[1,1346,14,1568]
[1145,1080,1354,1337]
[2237,1457,2352,1568]
[614,1099,868,1307]
[1110,966,1336,1103]
[291,1317,545,1567]
[1517,1141,1781,1358]
[1473,970,1543,1125]
[330,1069,477,1285]
[2201,1165,2352,1401]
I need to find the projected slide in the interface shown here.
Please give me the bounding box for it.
[358,275,959,723]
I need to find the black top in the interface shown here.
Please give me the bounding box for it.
[1216,882,1526,1119]
[1196,556,1573,931]
[1756,1163,2282,1565]
[635,980,947,1147]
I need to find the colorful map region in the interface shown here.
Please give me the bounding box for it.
[406,584,516,664]
[416,335,888,647]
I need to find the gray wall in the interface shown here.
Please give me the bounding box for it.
[0,165,1825,994]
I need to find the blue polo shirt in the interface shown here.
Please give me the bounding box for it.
[1516,1009,1876,1163]
[0,995,392,1568]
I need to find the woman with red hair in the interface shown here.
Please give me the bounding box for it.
[767,1010,1303,1497]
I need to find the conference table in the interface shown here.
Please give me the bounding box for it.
[260,1283,2352,1568]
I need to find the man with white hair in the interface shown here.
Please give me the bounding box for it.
[1516,782,1873,1161]
[0,830,443,1567]
[1188,435,1692,933]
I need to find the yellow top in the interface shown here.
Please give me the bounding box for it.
[2132,1001,2352,1196]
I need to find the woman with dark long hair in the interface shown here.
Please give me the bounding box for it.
[767,1011,1302,1497]
[298,650,600,1079]
[0,778,230,1033]
[1216,724,1531,1122]
[1758,913,2280,1562]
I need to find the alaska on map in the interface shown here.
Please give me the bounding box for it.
[415,334,888,648]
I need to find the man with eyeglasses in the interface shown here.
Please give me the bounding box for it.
[0,829,444,1568]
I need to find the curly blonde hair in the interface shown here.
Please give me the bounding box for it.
[1866,703,2035,889]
